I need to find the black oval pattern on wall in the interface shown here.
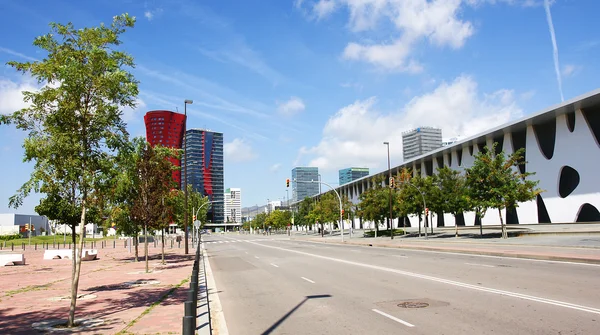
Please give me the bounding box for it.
[576,203,600,222]
[566,111,575,132]
[582,106,600,147]
[558,166,580,198]
[511,129,527,174]
[537,194,551,223]
[456,148,463,166]
[533,118,556,160]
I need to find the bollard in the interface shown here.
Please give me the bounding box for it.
[182,316,195,335]
[187,288,196,303]
[46,242,48,250]
[35,243,37,250]
[113,240,116,248]
[184,300,195,317]
[22,243,25,250]
[53,241,55,249]
[171,240,173,248]
[12,243,14,251]
[178,241,181,248]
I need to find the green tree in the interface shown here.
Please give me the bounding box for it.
[357,176,388,237]
[131,143,177,272]
[436,166,471,237]
[295,197,314,230]
[1,14,138,327]
[396,169,428,236]
[465,143,542,238]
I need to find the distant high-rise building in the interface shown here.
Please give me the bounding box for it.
[144,110,186,186]
[184,129,224,224]
[339,167,369,185]
[292,167,319,202]
[224,188,242,224]
[402,127,442,161]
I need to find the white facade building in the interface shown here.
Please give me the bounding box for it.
[0,214,49,236]
[308,89,600,229]
[224,188,242,224]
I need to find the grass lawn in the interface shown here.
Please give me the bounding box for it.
[1,235,111,245]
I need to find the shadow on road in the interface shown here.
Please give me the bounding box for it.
[261,294,332,335]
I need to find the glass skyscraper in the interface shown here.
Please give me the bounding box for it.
[339,167,369,185]
[184,129,224,224]
[292,167,319,202]
[144,110,186,187]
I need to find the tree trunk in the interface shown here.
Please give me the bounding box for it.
[498,208,506,239]
[134,232,139,262]
[454,214,459,238]
[68,201,87,327]
[161,228,165,265]
[144,223,149,273]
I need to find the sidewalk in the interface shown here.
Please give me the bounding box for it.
[0,242,202,334]
[292,225,600,264]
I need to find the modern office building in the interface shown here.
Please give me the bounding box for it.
[314,89,600,229]
[402,127,443,161]
[292,167,319,202]
[224,188,242,224]
[144,110,186,186]
[0,214,49,236]
[184,129,225,224]
[339,167,369,185]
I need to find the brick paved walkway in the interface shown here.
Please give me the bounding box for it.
[0,242,196,334]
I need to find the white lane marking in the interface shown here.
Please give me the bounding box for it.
[465,262,495,268]
[393,255,408,258]
[218,241,224,244]
[301,277,315,284]
[248,241,600,315]
[254,256,260,259]
[292,240,600,267]
[270,263,279,268]
[372,309,415,327]
[245,251,249,254]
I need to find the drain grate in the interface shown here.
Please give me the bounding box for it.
[398,302,429,308]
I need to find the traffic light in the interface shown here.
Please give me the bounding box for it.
[425,207,429,216]
[286,178,290,188]
[389,177,395,189]
[341,209,344,216]
[193,215,197,221]
[25,224,30,231]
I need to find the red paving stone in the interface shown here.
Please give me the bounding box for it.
[0,242,195,334]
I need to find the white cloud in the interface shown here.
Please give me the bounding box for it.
[0,47,38,62]
[269,163,282,172]
[561,64,581,77]
[224,138,258,162]
[520,90,535,101]
[313,0,337,19]
[300,0,537,72]
[277,97,306,116]
[297,75,523,171]
[144,8,163,21]
[0,77,40,115]
[121,98,147,122]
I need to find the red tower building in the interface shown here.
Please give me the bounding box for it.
[144,110,186,186]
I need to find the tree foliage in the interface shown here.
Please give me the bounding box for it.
[436,166,471,236]
[465,143,542,238]
[0,13,138,327]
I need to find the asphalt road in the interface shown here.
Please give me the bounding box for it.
[203,233,600,335]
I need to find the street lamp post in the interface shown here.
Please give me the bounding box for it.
[384,142,393,240]
[183,99,193,254]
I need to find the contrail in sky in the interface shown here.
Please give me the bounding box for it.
[544,0,564,102]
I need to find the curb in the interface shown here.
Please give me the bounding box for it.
[302,239,600,265]
[203,246,229,335]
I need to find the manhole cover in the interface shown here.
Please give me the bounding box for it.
[398,302,429,308]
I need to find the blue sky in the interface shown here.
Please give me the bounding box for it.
[0,0,598,213]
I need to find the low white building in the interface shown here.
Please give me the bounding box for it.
[0,213,49,236]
